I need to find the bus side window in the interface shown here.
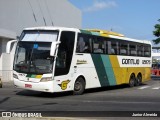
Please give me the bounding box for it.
[77,37,85,52]
[93,37,104,54]
[76,34,92,53]
[120,42,128,55]
[144,45,151,57]
[108,41,113,54]
[137,45,144,57]
[107,38,119,55]
[129,44,137,56]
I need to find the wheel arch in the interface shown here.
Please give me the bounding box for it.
[72,74,86,90]
[75,75,86,87]
[130,73,136,79]
[73,75,86,95]
[137,72,142,78]
[128,72,136,87]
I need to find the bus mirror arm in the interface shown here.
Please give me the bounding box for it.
[6,40,17,54]
[50,41,61,56]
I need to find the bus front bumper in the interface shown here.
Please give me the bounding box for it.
[14,79,54,93]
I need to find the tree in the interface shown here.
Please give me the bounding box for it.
[153,19,160,44]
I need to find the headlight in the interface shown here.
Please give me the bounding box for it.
[40,77,52,82]
[13,73,18,79]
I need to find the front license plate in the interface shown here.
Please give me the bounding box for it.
[25,84,32,88]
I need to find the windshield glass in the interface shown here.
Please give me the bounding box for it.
[13,42,53,74]
[21,30,58,42]
[13,30,58,74]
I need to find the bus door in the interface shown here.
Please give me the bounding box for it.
[54,31,75,77]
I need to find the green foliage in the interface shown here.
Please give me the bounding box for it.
[153,38,160,44]
[153,19,160,44]
[153,24,160,37]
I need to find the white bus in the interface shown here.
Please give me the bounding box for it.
[7,27,152,95]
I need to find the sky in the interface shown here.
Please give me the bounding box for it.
[68,0,160,41]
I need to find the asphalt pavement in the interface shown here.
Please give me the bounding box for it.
[0,78,160,119]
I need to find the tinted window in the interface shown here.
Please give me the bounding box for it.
[144,45,151,57]
[108,39,119,55]
[120,42,128,55]
[76,34,92,53]
[93,37,105,54]
[129,43,137,56]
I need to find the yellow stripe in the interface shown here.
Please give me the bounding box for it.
[36,75,42,79]
[109,55,128,85]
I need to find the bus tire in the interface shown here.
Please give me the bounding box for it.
[73,77,85,95]
[135,74,142,86]
[129,74,135,87]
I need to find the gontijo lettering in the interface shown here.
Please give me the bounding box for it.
[122,59,140,65]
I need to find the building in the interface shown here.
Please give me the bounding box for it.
[0,0,82,82]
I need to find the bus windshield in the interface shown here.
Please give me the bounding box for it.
[13,41,54,74]
[13,31,59,74]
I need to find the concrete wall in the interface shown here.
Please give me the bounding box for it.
[0,38,16,82]
[0,0,81,36]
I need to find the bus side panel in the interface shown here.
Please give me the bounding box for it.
[125,67,151,84]
[144,67,151,82]
[91,54,118,87]
[101,55,117,86]
[126,67,142,83]
[109,55,127,85]
[75,54,101,89]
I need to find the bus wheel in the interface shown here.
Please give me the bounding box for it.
[73,77,85,95]
[129,74,135,87]
[135,74,142,86]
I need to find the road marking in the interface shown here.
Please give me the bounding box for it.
[152,87,160,89]
[0,109,6,111]
[138,86,150,89]
[84,100,158,104]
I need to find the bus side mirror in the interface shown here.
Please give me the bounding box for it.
[6,40,17,54]
[50,41,61,56]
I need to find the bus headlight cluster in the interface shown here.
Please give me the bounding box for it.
[13,73,18,79]
[40,77,52,82]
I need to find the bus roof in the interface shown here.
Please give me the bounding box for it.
[23,26,151,45]
[109,35,151,45]
[24,26,80,32]
[85,29,125,37]
[80,29,151,45]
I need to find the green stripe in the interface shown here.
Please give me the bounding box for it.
[80,30,92,34]
[26,74,36,78]
[91,32,100,36]
[26,74,32,77]
[101,55,117,85]
[31,75,36,78]
[91,54,109,86]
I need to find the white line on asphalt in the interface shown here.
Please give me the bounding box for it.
[84,100,158,104]
[0,109,6,111]
[152,87,160,89]
[138,86,150,89]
